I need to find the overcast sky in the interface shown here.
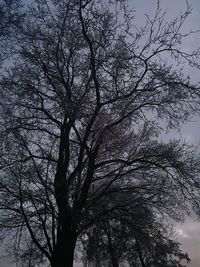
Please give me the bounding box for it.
[133,1,200,267]
[1,0,200,267]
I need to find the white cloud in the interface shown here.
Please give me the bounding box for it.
[176,228,189,239]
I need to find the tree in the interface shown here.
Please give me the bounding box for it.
[0,0,24,64]
[0,0,23,35]
[82,205,190,267]
[0,0,200,266]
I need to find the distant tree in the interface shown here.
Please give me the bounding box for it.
[0,0,200,266]
[131,227,190,267]
[82,205,190,267]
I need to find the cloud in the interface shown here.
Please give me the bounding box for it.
[176,228,189,239]
[176,218,200,267]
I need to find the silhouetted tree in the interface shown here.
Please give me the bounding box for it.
[82,205,190,267]
[0,0,23,63]
[0,0,200,266]
[0,0,23,34]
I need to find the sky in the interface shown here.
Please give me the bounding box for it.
[133,1,200,267]
[0,0,200,266]
[176,218,200,267]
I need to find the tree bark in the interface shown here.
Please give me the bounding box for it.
[106,224,119,267]
[134,236,146,267]
[110,254,119,267]
[51,227,77,267]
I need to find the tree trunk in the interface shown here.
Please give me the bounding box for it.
[134,236,146,267]
[106,224,119,267]
[110,255,119,267]
[51,227,77,267]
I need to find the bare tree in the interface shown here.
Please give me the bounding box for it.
[82,201,190,267]
[0,0,24,64]
[0,0,23,34]
[0,0,200,266]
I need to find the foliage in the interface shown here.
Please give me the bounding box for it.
[0,0,200,266]
[82,206,190,267]
[0,0,24,64]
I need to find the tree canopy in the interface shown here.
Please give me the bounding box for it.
[0,0,200,266]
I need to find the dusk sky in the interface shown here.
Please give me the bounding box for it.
[134,1,200,267]
[0,0,200,266]
[131,2,200,267]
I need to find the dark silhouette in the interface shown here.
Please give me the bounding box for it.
[0,0,200,266]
